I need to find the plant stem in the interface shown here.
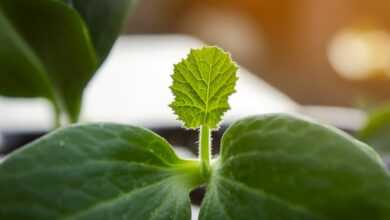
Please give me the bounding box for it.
[199,126,211,177]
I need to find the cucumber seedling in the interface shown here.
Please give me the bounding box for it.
[0,47,390,220]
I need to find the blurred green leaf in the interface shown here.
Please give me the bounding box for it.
[67,0,137,63]
[0,0,97,122]
[0,10,55,99]
[360,105,390,155]
[0,0,137,124]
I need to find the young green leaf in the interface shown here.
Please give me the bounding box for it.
[200,114,390,220]
[170,47,238,129]
[0,124,202,220]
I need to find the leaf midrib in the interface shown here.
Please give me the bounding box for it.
[203,49,216,124]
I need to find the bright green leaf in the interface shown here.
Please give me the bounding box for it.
[170,47,238,129]
[0,124,202,220]
[360,105,390,155]
[200,114,390,220]
[0,0,98,122]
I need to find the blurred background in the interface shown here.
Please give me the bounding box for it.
[126,0,390,107]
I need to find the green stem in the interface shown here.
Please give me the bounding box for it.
[199,126,211,177]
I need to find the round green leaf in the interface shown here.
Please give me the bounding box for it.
[0,124,201,220]
[200,114,390,220]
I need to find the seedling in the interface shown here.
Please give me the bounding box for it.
[0,47,390,220]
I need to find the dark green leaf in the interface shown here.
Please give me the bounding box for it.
[200,114,390,220]
[0,9,54,100]
[0,0,98,122]
[0,124,202,220]
[0,0,137,123]
[67,0,137,63]
[360,105,390,155]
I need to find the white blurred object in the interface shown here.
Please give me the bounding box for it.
[0,97,54,131]
[192,206,200,220]
[0,35,297,131]
[174,146,196,160]
[300,106,366,131]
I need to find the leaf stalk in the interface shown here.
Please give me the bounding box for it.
[199,126,211,177]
